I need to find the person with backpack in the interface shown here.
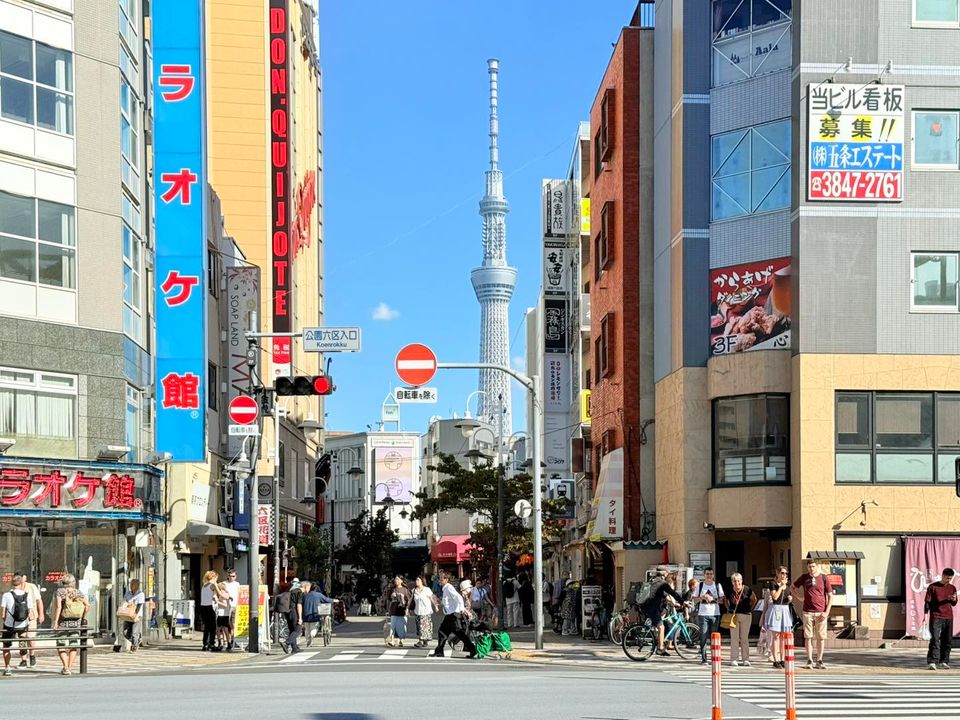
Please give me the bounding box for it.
[2,573,32,676]
[503,575,520,628]
[639,571,685,656]
[692,567,725,664]
[53,573,89,676]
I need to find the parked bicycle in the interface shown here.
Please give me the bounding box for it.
[622,604,701,662]
[608,602,640,645]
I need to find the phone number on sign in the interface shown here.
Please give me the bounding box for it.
[809,170,902,201]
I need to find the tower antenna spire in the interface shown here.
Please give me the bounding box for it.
[488,58,499,171]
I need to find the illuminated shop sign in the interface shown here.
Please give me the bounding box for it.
[0,464,159,516]
[270,0,292,377]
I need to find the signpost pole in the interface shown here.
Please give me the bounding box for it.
[273,400,281,598]
[245,313,260,653]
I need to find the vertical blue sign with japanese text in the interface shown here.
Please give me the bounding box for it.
[153,0,208,461]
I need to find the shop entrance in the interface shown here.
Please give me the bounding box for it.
[0,521,117,633]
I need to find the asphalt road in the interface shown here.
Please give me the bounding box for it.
[0,664,770,720]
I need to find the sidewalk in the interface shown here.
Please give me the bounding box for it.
[504,627,938,674]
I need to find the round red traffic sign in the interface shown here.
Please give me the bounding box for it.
[395,343,437,387]
[228,395,259,425]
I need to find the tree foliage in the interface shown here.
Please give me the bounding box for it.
[412,453,570,576]
[293,527,330,584]
[337,508,399,584]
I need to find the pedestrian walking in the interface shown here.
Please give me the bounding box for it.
[724,573,756,667]
[284,580,306,654]
[215,581,232,650]
[2,573,31,676]
[387,576,412,647]
[18,571,43,669]
[223,569,241,650]
[924,567,957,670]
[411,576,438,648]
[763,566,794,669]
[113,579,145,653]
[692,567,724,665]
[199,570,222,651]
[52,573,89,676]
[303,582,335,646]
[518,572,534,627]
[503,575,521,628]
[432,572,476,658]
[792,558,833,669]
[559,579,578,636]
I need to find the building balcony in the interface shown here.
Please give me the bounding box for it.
[707,483,792,530]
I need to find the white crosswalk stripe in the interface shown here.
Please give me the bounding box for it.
[668,669,960,720]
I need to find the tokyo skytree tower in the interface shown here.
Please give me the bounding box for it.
[471,58,516,443]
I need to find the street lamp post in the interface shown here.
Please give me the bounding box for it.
[331,447,364,590]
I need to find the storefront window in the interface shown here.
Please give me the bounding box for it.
[713,393,790,485]
[836,391,959,483]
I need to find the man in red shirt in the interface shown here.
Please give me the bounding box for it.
[925,568,957,670]
[792,559,833,669]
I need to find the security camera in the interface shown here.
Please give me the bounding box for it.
[703,521,716,531]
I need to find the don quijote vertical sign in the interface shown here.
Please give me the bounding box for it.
[270,0,292,377]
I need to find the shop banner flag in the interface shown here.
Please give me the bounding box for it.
[905,536,960,637]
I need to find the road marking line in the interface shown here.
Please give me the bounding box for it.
[380,649,408,659]
[279,651,321,664]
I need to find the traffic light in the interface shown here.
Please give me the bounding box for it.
[274,375,335,396]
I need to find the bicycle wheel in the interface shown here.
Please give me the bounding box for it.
[622,623,656,662]
[322,617,332,646]
[673,622,702,660]
[609,615,625,645]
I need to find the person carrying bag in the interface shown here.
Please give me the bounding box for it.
[723,573,756,667]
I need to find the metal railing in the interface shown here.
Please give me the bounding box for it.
[5,626,90,674]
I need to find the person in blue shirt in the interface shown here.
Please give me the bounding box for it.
[302,582,335,647]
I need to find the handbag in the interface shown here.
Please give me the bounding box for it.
[720,612,737,630]
[117,602,138,622]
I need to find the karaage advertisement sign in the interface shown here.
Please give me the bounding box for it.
[710,257,791,356]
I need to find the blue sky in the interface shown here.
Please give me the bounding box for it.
[319,2,632,435]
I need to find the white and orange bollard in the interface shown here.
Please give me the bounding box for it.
[783,630,797,720]
[711,631,723,720]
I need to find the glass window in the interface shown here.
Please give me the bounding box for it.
[837,393,871,447]
[713,0,791,87]
[207,362,218,411]
[0,367,77,458]
[0,191,75,288]
[712,120,791,220]
[915,0,960,24]
[875,453,934,483]
[125,385,140,462]
[913,111,959,169]
[875,394,933,449]
[122,199,143,343]
[0,33,73,134]
[912,253,958,309]
[836,453,872,483]
[713,394,790,486]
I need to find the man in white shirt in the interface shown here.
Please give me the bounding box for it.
[431,573,476,658]
[504,576,521,628]
[223,569,241,650]
[2,574,31,676]
[692,567,725,665]
[18,572,43,669]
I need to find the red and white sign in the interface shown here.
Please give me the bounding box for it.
[395,344,437,387]
[228,395,259,425]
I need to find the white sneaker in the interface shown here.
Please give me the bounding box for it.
[804,660,814,669]
[929,663,939,670]
[939,663,950,670]
[741,660,751,667]
[730,661,740,667]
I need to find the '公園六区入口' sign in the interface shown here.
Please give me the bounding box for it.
[807,83,904,202]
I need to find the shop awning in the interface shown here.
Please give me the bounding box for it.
[431,535,473,563]
[186,521,241,539]
[585,448,624,541]
[806,551,865,561]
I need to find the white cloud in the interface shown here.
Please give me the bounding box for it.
[512,355,526,371]
[372,302,400,321]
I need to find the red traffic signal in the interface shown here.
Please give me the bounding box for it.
[275,375,335,396]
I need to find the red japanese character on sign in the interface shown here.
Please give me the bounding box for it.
[160,169,198,205]
[160,270,200,306]
[158,64,195,102]
[103,474,139,509]
[68,472,100,509]
[161,372,200,410]
[0,468,31,505]
[31,470,67,507]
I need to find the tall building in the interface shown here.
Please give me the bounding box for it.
[0,0,160,633]
[472,59,515,442]
[653,0,960,637]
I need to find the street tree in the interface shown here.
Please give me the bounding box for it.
[337,508,399,600]
[411,453,570,577]
[292,526,331,584]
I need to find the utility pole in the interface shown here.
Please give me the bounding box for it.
[244,312,260,653]
[496,393,505,629]
[437,361,544,649]
[273,400,281,595]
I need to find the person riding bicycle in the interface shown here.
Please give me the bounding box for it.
[640,572,685,656]
[303,583,336,647]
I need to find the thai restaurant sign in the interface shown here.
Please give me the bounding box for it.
[586,448,623,541]
[807,83,904,202]
[710,257,791,355]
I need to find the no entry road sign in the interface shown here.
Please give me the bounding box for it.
[228,394,259,425]
[395,344,437,387]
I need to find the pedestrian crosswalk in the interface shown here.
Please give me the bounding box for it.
[277,647,484,664]
[669,669,960,720]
